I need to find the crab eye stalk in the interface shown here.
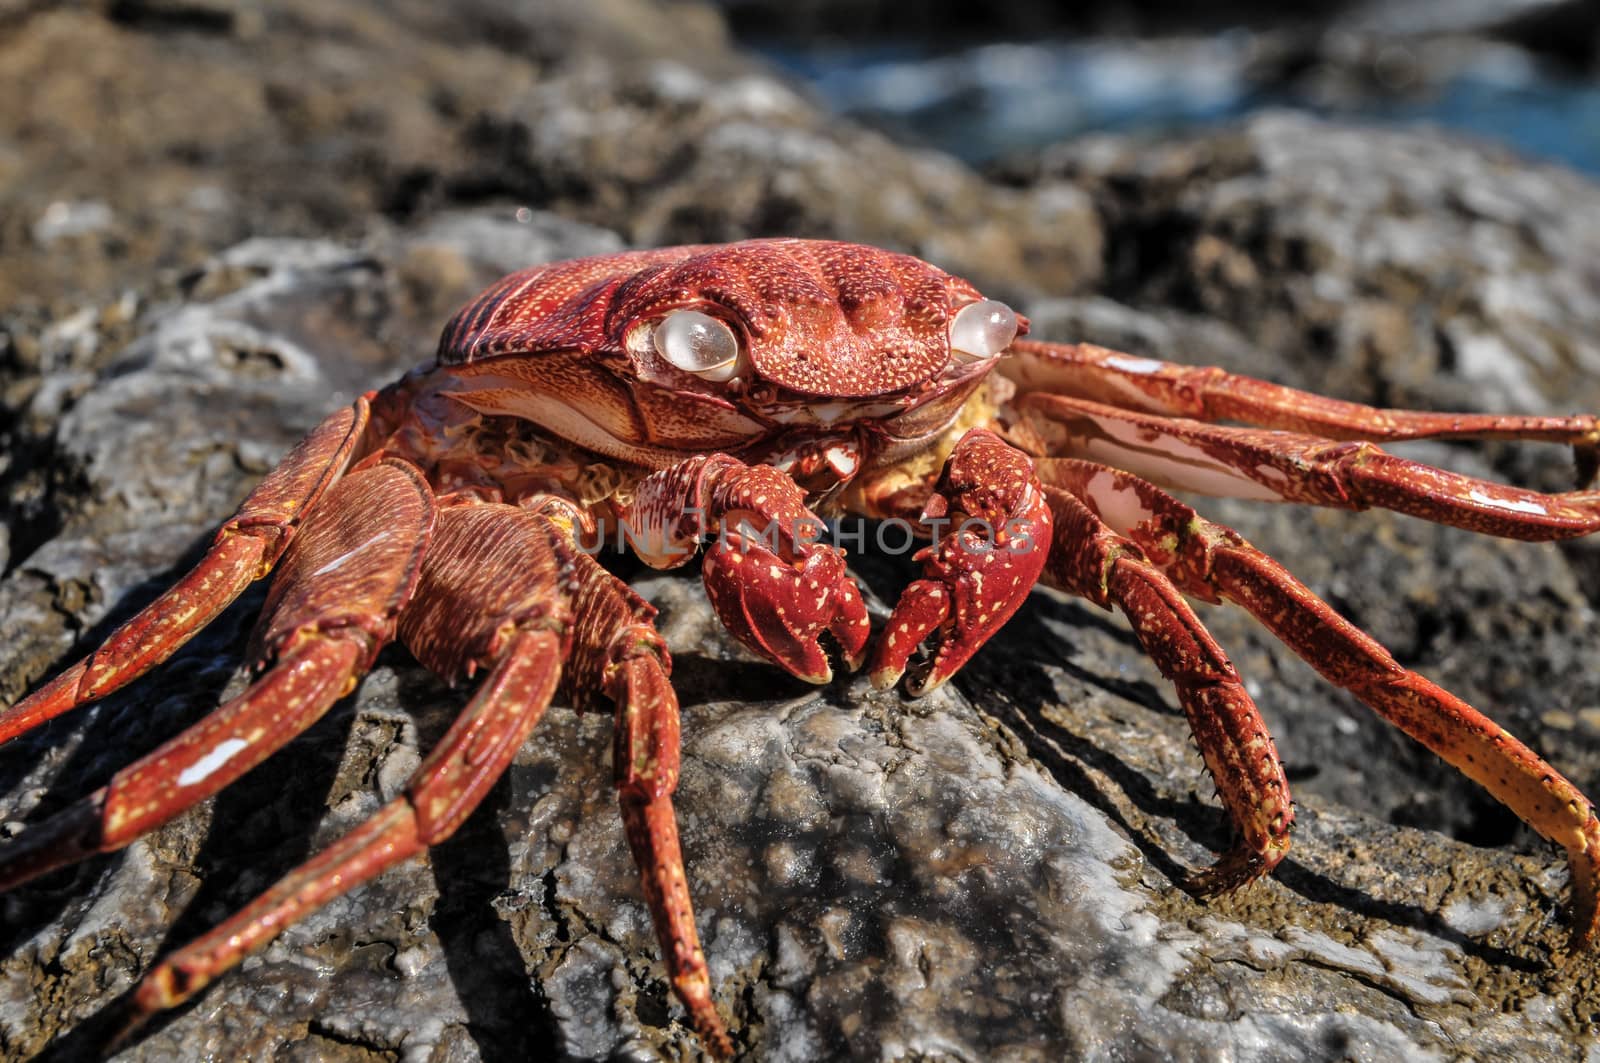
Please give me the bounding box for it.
[949,299,1018,362]
[654,310,742,382]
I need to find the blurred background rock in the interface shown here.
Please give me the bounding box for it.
[1,0,1598,1059]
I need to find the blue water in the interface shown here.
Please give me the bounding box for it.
[762,38,1600,176]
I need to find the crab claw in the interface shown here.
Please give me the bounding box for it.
[871,430,1051,696]
[703,530,869,683]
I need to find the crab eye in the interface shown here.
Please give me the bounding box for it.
[949,299,1018,362]
[654,310,741,381]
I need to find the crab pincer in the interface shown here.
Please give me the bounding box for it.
[628,454,870,683]
[870,429,1051,695]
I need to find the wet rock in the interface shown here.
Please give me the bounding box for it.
[1,206,1596,1061]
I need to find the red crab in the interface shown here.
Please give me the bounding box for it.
[2,238,1598,1056]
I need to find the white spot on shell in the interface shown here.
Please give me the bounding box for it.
[1467,489,1546,515]
[178,738,250,787]
[312,530,391,578]
[1104,354,1166,375]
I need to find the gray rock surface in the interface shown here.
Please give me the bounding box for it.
[1010,112,1600,416]
[0,3,1598,1061]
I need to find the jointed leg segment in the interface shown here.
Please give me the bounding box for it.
[1039,481,1294,889]
[94,501,732,1054]
[129,625,564,1023]
[1038,456,1600,944]
[1018,392,1600,540]
[1006,339,1600,482]
[0,400,371,745]
[611,652,731,1057]
[0,458,435,891]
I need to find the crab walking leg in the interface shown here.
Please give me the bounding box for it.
[126,626,564,1027]
[867,429,1052,696]
[611,651,734,1057]
[1005,339,1600,478]
[0,460,433,889]
[125,499,589,1030]
[1042,457,1600,944]
[1037,480,1293,889]
[0,400,371,746]
[626,454,870,683]
[1017,392,1600,540]
[549,532,733,1055]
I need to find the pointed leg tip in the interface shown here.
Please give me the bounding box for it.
[903,668,948,699]
[683,995,734,1057]
[1561,838,1600,955]
[122,959,210,1041]
[1564,901,1599,956]
[765,641,832,685]
[696,1015,736,1060]
[1186,844,1278,898]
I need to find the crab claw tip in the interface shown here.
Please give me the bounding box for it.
[868,663,904,690]
[792,661,834,686]
[903,664,950,698]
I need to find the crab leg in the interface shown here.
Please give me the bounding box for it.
[123,499,582,1031]
[124,504,733,1055]
[866,429,1052,696]
[0,460,433,888]
[557,533,731,1053]
[627,455,870,684]
[1038,477,1294,889]
[1042,457,1600,944]
[1005,339,1600,481]
[1016,393,1600,540]
[0,400,371,746]
[610,650,733,1057]
[127,625,563,1029]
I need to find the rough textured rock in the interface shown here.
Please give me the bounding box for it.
[472,60,1102,300]
[0,0,738,314]
[1006,112,1600,417]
